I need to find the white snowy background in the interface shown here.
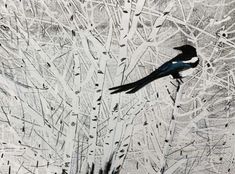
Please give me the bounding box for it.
[0,0,234,173]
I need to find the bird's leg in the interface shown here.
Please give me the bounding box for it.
[176,79,181,92]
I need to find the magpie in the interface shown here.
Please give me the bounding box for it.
[109,45,199,94]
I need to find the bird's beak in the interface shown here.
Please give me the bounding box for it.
[173,46,182,50]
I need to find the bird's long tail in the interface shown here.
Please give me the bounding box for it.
[109,71,160,94]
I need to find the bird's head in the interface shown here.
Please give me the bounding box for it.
[173,45,197,57]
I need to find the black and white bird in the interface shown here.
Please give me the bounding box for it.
[109,45,199,94]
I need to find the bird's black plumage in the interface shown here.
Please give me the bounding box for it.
[109,45,199,94]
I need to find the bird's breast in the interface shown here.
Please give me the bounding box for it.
[179,68,196,77]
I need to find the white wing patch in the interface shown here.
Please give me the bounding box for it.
[182,57,198,63]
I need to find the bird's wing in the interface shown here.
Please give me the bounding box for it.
[156,60,191,77]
